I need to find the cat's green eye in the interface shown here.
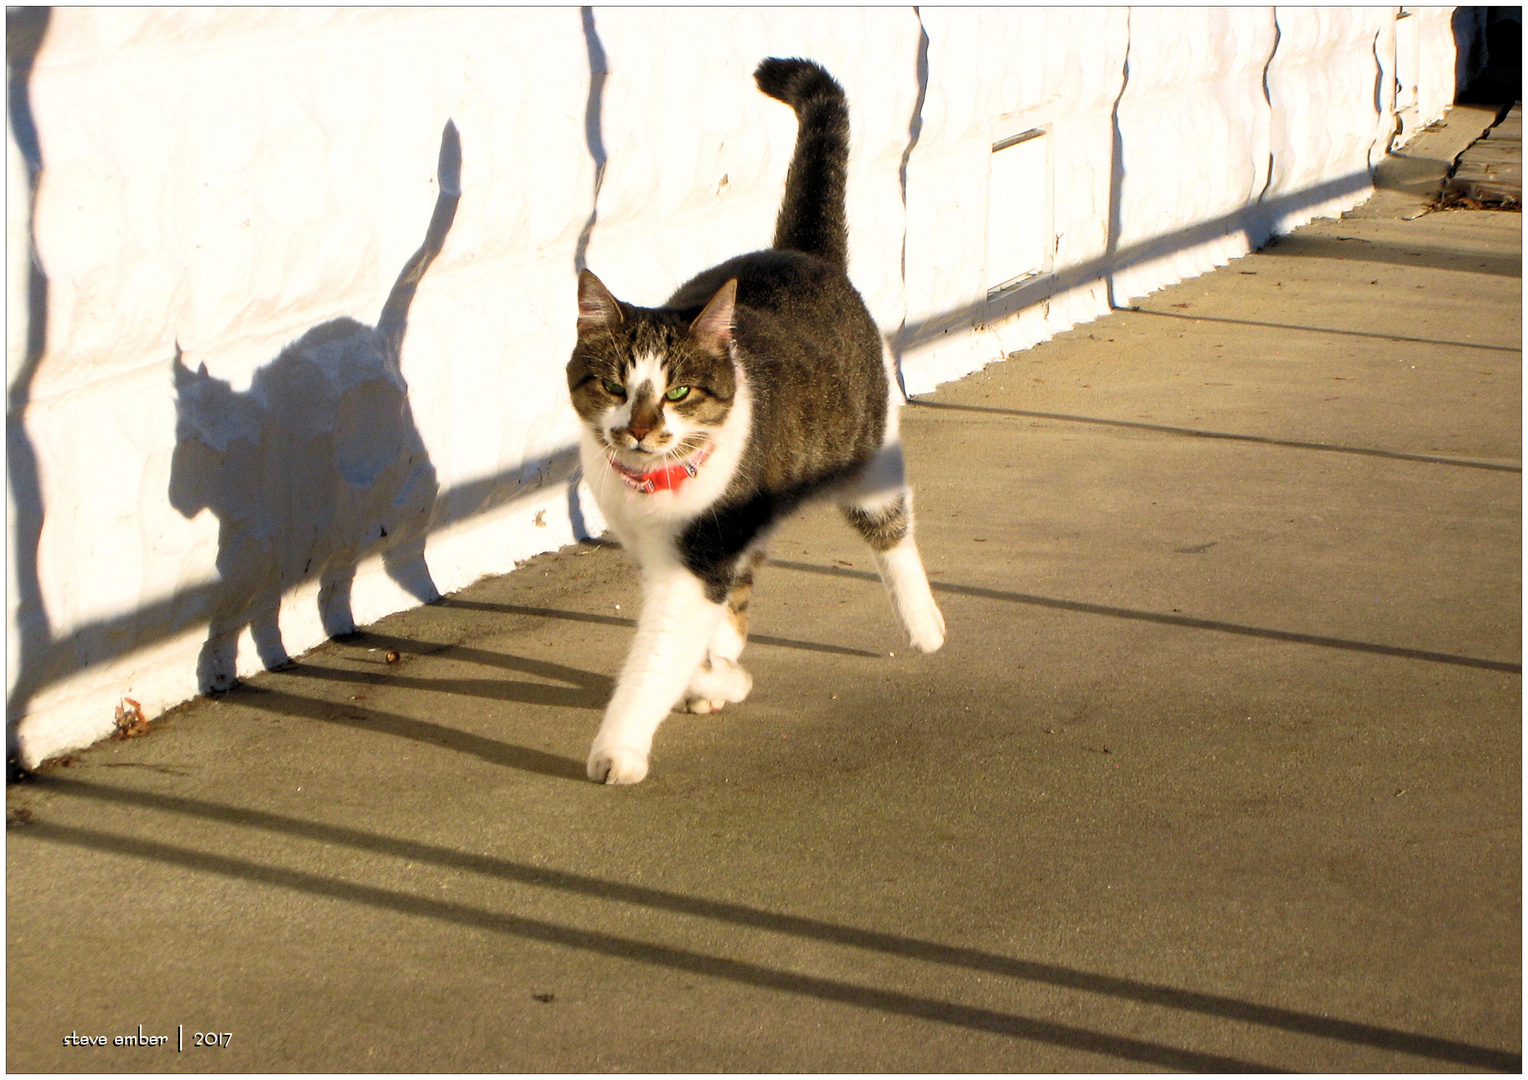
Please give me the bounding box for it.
[600,378,626,396]
[664,385,691,402]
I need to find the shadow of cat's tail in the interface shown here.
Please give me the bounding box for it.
[378,120,462,353]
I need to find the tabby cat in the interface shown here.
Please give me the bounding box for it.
[568,58,945,784]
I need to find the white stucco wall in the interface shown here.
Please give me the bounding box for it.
[1400,7,1466,141]
[7,7,1464,767]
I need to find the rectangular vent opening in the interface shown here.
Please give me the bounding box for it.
[986,127,1052,297]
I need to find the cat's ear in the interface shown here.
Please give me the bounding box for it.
[577,270,624,335]
[689,279,737,355]
[171,341,205,383]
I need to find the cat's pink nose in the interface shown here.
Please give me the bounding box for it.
[627,423,652,443]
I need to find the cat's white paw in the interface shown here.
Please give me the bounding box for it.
[587,745,649,785]
[687,656,753,705]
[197,642,239,694]
[683,697,728,715]
[905,600,946,654]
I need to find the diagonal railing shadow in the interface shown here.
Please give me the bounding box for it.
[1126,306,1523,355]
[771,561,1521,675]
[897,170,1376,354]
[907,400,1523,474]
[18,817,1279,1071]
[328,629,610,682]
[28,776,1522,1072]
[225,682,586,780]
[435,597,883,659]
[1253,231,1523,278]
[429,447,584,549]
[282,660,606,710]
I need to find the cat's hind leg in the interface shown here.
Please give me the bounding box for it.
[382,534,441,605]
[841,444,945,654]
[683,550,762,714]
[243,552,291,671]
[249,593,294,671]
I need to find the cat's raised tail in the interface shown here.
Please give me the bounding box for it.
[754,57,849,270]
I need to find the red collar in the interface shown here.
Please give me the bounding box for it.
[608,443,714,494]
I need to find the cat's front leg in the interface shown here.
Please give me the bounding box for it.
[196,629,241,693]
[588,562,725,784]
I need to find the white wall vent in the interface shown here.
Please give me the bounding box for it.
[986,127,1052,296]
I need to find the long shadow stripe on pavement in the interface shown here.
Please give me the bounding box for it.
[770,561,1521,674]
[908,400,1522,474]
[436,597,882,658]
[226,684,587,781]
[36,777,1520,1072]
[1128,306,1523,354]
[20,818,1281,1074]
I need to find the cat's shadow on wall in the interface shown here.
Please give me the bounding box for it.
[169,121,460,694]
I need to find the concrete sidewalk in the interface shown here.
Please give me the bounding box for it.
[1447,104,1523,207]
[7,138,1521,1068]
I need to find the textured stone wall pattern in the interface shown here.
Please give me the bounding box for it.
[1407,7,1464,145]
[1264,8,1396,230]
[6,8,1462,766]
[1108,8,1280,304]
